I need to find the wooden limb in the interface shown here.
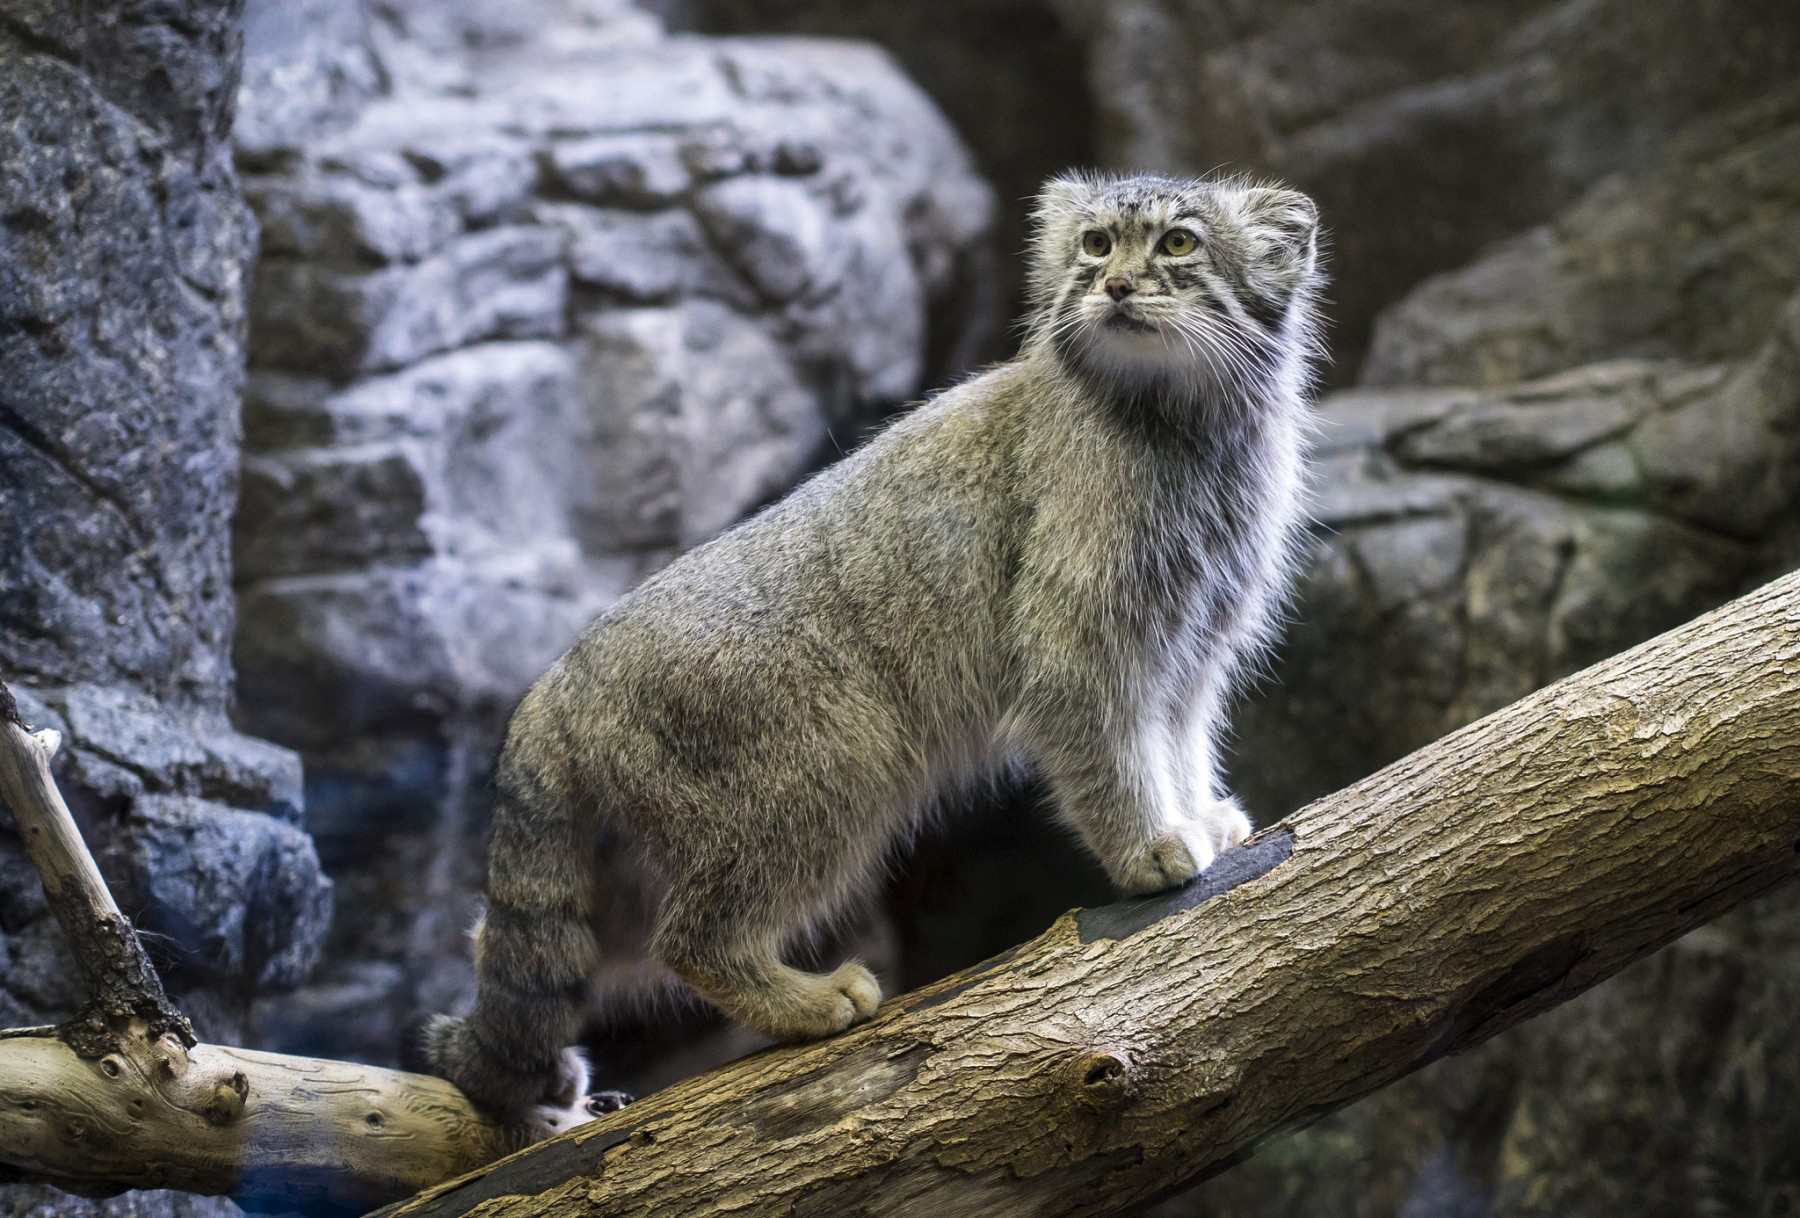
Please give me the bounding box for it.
[0,1033,519,1214]
[369,570,1800,1218]
[0,692,190,1056]
[0,684,522,1214]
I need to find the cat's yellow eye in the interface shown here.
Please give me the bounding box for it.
[1081,230,1112,258]
[1160,228,1200,256]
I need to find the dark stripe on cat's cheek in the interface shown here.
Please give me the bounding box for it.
[1193,279,1232,318]
[1209,257,1255,302]
[1241,287,1291,334]
[1161,264,1206,297]
[1050,301,1087,364]
[1215,258,1290,335]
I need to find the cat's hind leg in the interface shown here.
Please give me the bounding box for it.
[651,845,883,1041]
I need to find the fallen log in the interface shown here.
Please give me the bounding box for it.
[0,1032,517,1211]
[1,569,1798,1217]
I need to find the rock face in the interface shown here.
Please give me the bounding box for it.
[0,3,331,1217]
[1066,0,1800,385]
[1,3,250,710]
[230,0,999,1063]
[1361,93,1800,391]
[671,0,1097,320]
[1242,328,1800,821]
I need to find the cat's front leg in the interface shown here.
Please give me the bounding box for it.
[1110,763,1250,896]
[1169,684,1253,858]
[1034,702,1221,896]
[1096,715,1253,896]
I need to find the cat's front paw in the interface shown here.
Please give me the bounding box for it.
[1113,823,1215,896]
[526,1046,597,1139]
[1112,799,1253,896]
[1196,794,1252,854]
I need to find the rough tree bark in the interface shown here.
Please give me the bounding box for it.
[376,569,1800,1218]
[1,570,1798,1217]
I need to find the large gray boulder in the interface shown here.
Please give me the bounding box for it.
[1362,91,1800,389]
[0,3,331,1217]
[1238,334,1800,822]
[670,0,1098,320]
[231,0,1000,1063]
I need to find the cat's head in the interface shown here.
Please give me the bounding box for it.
[1025,172,1323,399]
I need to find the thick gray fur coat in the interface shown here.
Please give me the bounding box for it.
[421,172,1325,1135]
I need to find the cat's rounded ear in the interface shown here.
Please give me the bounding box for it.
[1239,186,1319,268]
[1034,172,1098,223]
[1025,173,1102,310]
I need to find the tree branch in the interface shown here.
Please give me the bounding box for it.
[370,569,1800,1218]
[0,1033,518,1214]
[0,692,192,1056]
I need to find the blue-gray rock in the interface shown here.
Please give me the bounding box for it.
[100,796,332,990]
[0,17,253,712]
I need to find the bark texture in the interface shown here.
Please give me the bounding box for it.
[374,569,1800,1218]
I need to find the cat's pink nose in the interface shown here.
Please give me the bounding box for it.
[1105,276,1134,301]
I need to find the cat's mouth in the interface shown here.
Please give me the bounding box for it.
[1102,306,1155,334]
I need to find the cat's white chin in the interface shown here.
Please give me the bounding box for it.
[1078,324,1215,387]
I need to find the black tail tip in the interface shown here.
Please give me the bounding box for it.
[586,1090,634,1115]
